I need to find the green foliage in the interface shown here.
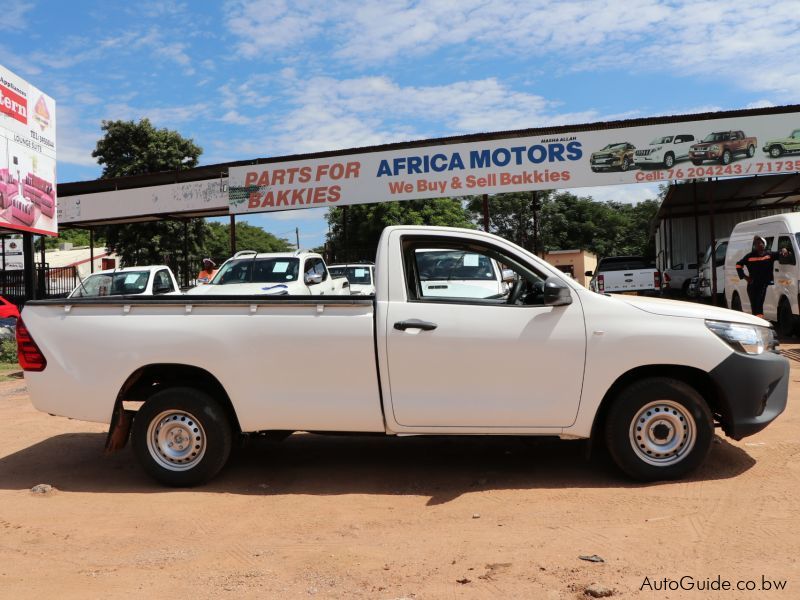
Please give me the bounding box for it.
[466,192,543,252]
[326,199,475,261]
[92,118,202,178]
[467,191,659,259]
[92,119,205,267]
[0,338,17,364]
[203,221,292,263]
[41,228,105,250]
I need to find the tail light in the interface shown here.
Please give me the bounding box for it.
[16,318,46,372]
[597,274,605,293]
[654,271,661,289]
[663,272,671,288]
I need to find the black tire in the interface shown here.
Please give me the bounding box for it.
[663,153,675,168]
[132,386,233,487]
[681,279,691,296]
[620,157,630,171]
[731,292,742,312]
[720,149,732,165]
[769,145,783,158]
[777,297,795,337]
[591,166,599,173]
[747,144,755,158]
[605,377,713,481]
[691,159,703,166]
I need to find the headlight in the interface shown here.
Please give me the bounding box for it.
[706,320,778,355]
[710,145,720,152]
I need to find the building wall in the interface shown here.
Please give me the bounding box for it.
[543,250,597,287]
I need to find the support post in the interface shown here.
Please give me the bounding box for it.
[482,194,490,232]
[89,228,95,273]
[668,209,673,269]
[296,227,300,250]
[183,220,190,288]
[229,214,236,256]
[707,181,718,305]
[1,235,5,297]
[693,180,700,269]
[22,233,36,301]
[531,191,539,255]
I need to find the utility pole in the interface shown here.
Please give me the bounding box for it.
[295,227,300,250]
[482,194,490,232]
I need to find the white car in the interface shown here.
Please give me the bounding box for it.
[20,226,788,487]
[329,263,375,295]
[70,266,181,297]
[634,134,696,169]
[588,256,661,296]
[416,249,513,299]
[725,213,800,335]
[185,250,349,296]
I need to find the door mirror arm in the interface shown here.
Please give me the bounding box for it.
[543,276,573,306]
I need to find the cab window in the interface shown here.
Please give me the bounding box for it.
[402,237,548,306]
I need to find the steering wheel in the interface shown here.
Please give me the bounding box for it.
[507,277,526,305]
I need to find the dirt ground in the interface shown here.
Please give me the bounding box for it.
[1,350,799,600]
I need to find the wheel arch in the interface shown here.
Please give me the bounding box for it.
[590,364,727,443]
[105,363,241,452]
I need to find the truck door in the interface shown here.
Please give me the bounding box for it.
[384,235,586,428]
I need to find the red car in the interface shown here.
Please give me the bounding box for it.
[0,296,20,320]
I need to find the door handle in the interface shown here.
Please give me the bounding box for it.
[394,319,438,331]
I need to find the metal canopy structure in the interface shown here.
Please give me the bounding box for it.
[656,173,800,220]
[654,173,800,302]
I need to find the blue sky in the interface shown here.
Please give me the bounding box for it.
[2,0,799,248]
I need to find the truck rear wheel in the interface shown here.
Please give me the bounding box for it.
[132,386,232,487]
[720,149,732,165]
[605,377,713,481]
[747,144,755,158]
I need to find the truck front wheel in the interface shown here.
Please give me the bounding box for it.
[720,149,732,165]
[605,377,713,481]
[132,387,233,487]
[769,145,783,158]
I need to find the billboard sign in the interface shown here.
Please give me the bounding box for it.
[2,237,23,270]
[0,64,57,235]
[229,108,800,214]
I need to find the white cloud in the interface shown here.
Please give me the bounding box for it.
[0,2,35,31]
[105,102,210,125]
[569,183,661,205]
[56,104,102,168]
[224,0,800,98]
[0,44,41,76]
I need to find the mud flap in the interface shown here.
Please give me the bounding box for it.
[104,402,135,453]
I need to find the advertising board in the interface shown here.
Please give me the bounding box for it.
[229,109,800,214]
[0,63,57,235]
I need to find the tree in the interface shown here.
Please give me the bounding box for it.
[326,199,475,262]
[92,118,202,178]
[466,192,545,252]
[92,119,205,274]
[203,222,292,263]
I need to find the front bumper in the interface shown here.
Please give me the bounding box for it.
[708,350,789,440]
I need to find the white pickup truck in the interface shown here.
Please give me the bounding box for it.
[185,250,349,296]
[588,256,661,296]
[19,226,787,486]
[70,266,181,297]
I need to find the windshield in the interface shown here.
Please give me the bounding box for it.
[702,132,729,143]
[601,143,626,150]
[597,257,651,271]
[72,271,150,297]
[209,257,300,285]
[329,266,372,285]
[650,136,673,144]
[417,250,497,281]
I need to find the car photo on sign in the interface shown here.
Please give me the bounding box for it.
[762,129,800,158]
[589,142,637,172]
[688,130,757,165]
[634,134,696,169]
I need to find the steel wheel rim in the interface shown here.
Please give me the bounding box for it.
[146,410,207,472]
[770,147,781,158]
[665,155,674,168]
[629,400,696,466]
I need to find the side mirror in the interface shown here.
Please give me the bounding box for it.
[305,273,323,285]
[584,270,594,277]
[501,268,516,283]
[779,253,795,265]
[543,276,572,306]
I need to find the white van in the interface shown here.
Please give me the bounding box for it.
[725,214,800,335]
[699,237,729,303]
